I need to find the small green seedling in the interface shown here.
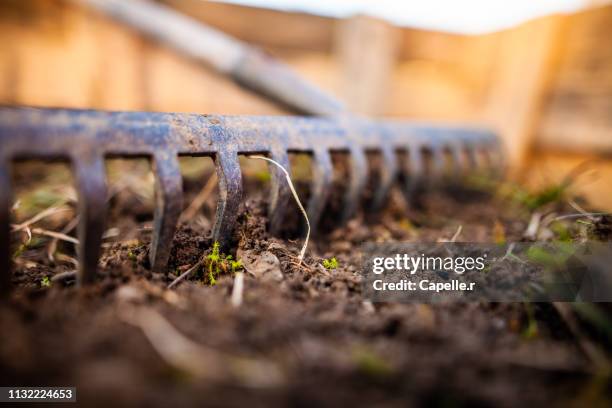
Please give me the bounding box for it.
[230,259,243,273]
[206,241,221,285]
[322,257,338,270]
[41,276,51,288]
[204,241,243,286]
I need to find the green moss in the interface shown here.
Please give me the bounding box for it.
[526,242,574,269]
[550,221,572,242]
[230,259,243,273]
[524,185,566,210]
[496,179,570,212]
[203,241,243,286]
[322,257,338,270]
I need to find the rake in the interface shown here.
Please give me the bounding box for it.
[0,0,504,292]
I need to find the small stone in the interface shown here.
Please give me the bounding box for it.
[115,284,146,304]
[238,249,283,281]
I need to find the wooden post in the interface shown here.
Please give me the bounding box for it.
[484,15,566,174]
[335,15,399,116]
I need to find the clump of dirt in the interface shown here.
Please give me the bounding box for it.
[1,176,611,407]
[588,215,612,241]
[167,226,212,271]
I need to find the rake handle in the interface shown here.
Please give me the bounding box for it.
[76,0,347,116]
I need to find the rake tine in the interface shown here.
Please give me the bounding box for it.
[490,140,506,177]
[212,150,242,250]
[430,144,448,180]
[449,141,469,177]
[308,148,333,231]
[341,145,368,222]
[73,154,107,286]
[406,142,425,193]
[268,147,291,235]
[463,145,479,171]
[370,145,398,211]
[150,153,183,273]
[470,146,487,172]
[481,147,496,174]
[470,146,487,171]
[0,159,11,294]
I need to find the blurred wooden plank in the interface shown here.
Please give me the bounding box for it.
[484,15,566,169]
[12,1,98,108]
[90,9,147,111]
[0,0,292,114]
[161,0,488,70]
[335,16,399,115]
[536,6,612,153]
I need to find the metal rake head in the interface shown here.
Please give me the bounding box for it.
[0,107,503,291]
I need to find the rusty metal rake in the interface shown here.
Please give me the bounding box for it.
[0,1,504,291]
[0,107,501,291]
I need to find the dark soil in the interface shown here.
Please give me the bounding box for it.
[1,171,611,407]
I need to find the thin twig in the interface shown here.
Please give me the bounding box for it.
[180,173,218,222]
[118,306,283,387]
[51,270,77,282]
[568,199,592,219]
[524,212,542,240]
[231,271,244,307]
[11,206,71,232]
[102,227,120,239]
[48,216,79,262]
[248,155,310,264]
[287,260,315,274]
[55,253,79,267]
[13,258,41,269]
[168,261,202,289]
[23,226,32,243]
[553,302,610,372]
[450,225,463,242]
[554,212,610,221]
[10,205,76,258]
[30,228,79,245]
[438,225,462,243]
